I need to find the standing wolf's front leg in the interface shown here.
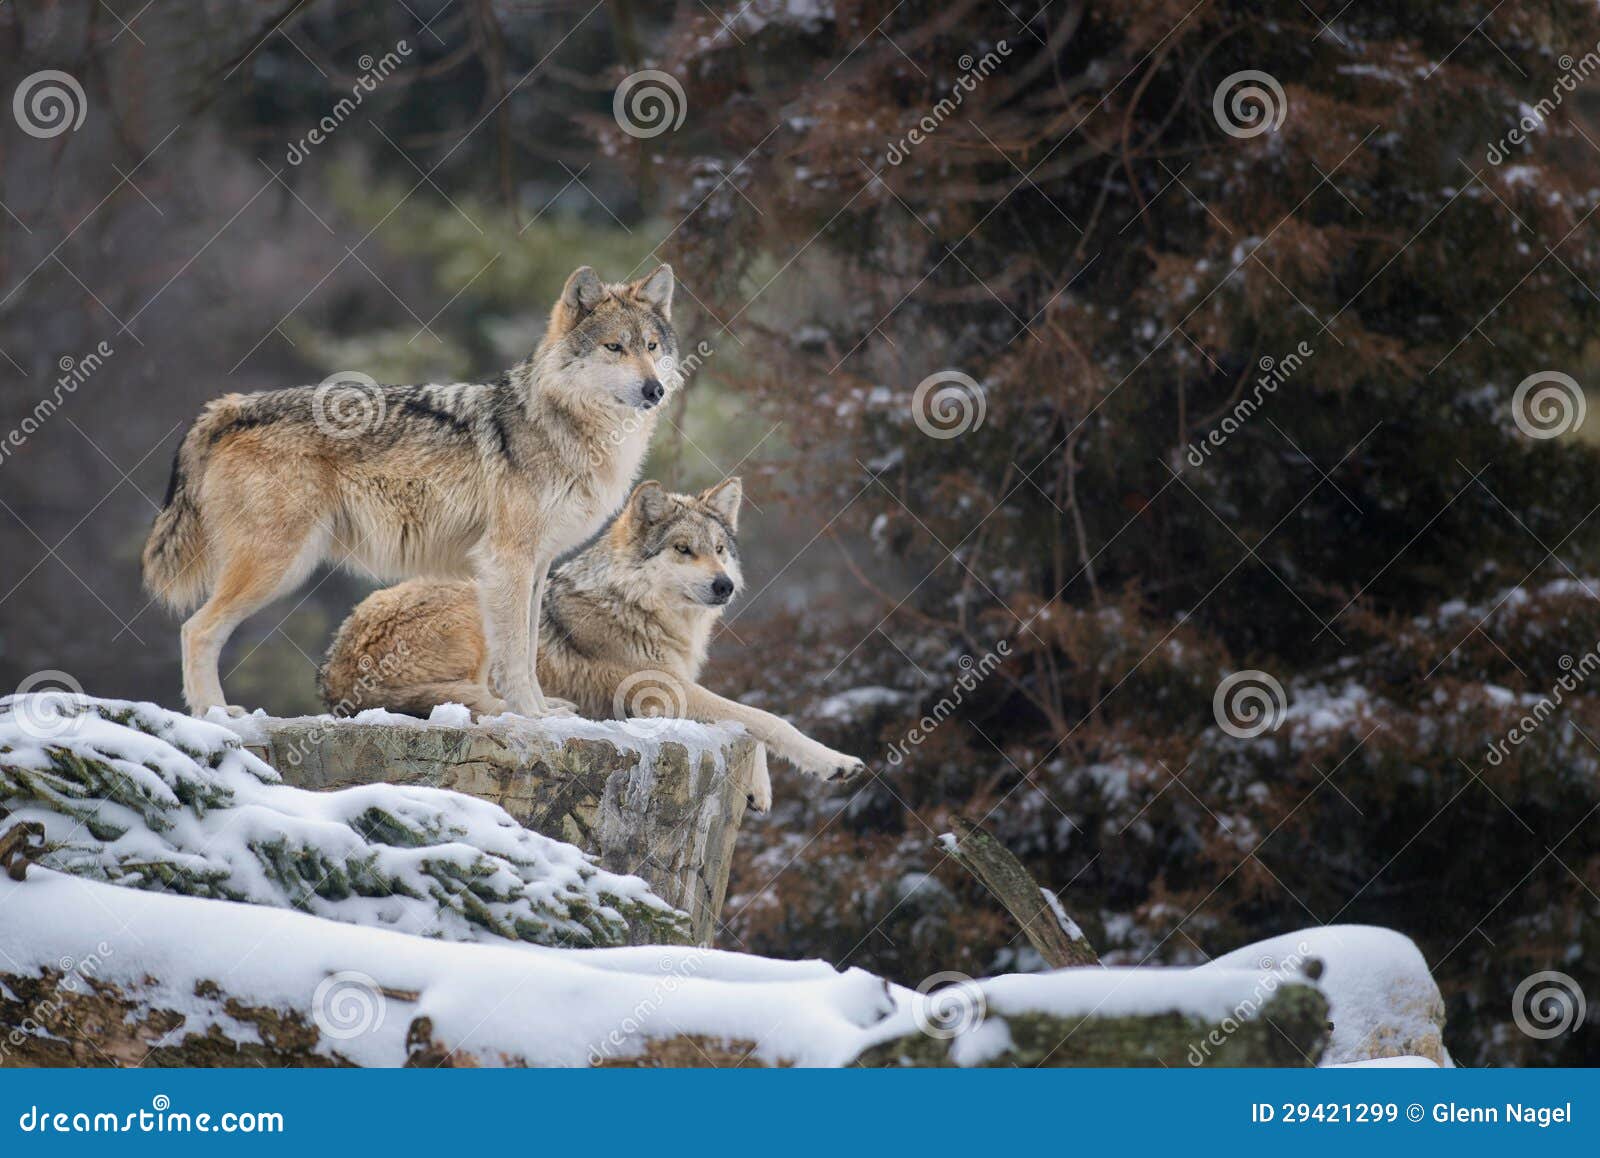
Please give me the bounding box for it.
[473,540,547,717]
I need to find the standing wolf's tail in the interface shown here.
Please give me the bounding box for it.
[142,398,236,611]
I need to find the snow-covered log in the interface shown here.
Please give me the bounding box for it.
[853,969,1329,1067]
[220,707,758,945]
[0,868,1338,1067]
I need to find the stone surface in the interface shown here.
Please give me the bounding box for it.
[224,714,756,946]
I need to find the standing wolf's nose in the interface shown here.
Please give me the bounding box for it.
[640,378,664,407]
[711,574,734,602]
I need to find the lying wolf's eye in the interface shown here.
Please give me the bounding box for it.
[605,342,623,353]
[647,341,658,351]
[715,544,725,555]
[675,544,693,556]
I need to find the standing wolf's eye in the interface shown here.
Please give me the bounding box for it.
[715,544,725,555]
[647,341,658,351]
[675,544,693,556]
[605,342,623,353]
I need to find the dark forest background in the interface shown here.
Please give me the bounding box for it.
[2,0,1599,1065]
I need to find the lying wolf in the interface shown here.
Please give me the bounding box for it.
[317,479,866,810]
[144,265,673,718]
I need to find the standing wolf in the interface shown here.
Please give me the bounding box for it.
[143,265,674,717]
[317,480,866,809]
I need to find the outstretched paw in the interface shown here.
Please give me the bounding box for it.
[827,755,866,783]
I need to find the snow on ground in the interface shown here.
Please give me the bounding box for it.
[0,860,1450,1067]
[2,867,895,1067]
[1,697,1453,1068]
[0,695,685,948]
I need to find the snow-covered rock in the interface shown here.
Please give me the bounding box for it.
[1203,925,1450,1066]
[0,694,689,949]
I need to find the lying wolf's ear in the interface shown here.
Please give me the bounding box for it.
[550,266,608,334]
[631,264,674,318]
[700,476,742,530]
[629,480,673,525]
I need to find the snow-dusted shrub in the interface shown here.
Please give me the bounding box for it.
[0,695,690,948]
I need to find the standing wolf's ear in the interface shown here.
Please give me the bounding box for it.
[700,477,742,531]
[629,480,673,525]
[632,264,674,318]
[549,266,608,336]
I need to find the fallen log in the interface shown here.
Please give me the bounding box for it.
[940,815,1100,967]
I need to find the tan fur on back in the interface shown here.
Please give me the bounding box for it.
[320,480,867,804]
[143,265,678,716]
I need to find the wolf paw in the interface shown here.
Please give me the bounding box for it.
[199,704,251,720]
[827,756,866,783]
[746,781,772,814]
